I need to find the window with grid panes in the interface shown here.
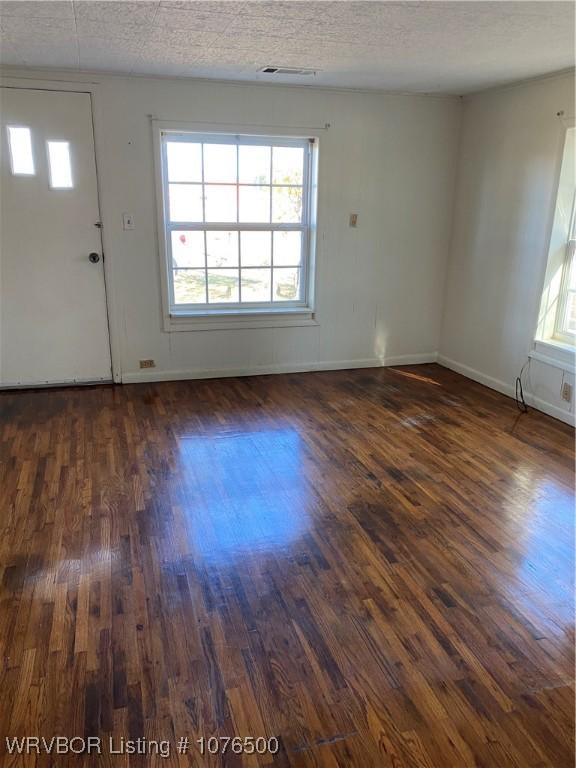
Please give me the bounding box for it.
[158,132,315,314]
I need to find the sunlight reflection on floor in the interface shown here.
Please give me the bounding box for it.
[391,369,443,386]
[177,428,310,565]
[503,477,574,636]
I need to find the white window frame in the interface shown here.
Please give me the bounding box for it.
[553,190,576,343]
[153,121,319,332]
[533,121,576,368]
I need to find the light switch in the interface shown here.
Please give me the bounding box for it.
[349,213,358,228]
[122,213,135,230]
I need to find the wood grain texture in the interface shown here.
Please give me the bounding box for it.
[0,364,573,767]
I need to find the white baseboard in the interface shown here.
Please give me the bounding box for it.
[437,355,516,398]
[0,376,112,390]
[121,352,438,384]
[529,394,576,426]
[437,354,575,427]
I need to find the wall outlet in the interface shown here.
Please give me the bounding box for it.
[349,213,358,228]
[561,381,572,402]
[122,213,135,230]
[139,359,156,369]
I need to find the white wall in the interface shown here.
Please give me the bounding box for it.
[91,76,460,381]
[21,72,456,382]
[439,72,576,425]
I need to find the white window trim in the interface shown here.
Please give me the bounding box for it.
[535,119,576,359]
[530,338,576,374]
[152,120,320,332]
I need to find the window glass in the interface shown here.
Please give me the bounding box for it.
[272,146,304,185]
[241,268,272,302]
[208,269,239,303]
[205,184,237,222]
[206,231,238,268]
[203,144,237,183]
[241,231,271,267]
[47,141,73,188]
[239,185,270,223]
[239,145,271,184]
[7,126,35,175]
[171,231,204,268]
[167,142,202,182]
[272,186,302,223]
[169,184,203,222]
[274,231,301,266]
[174,269,206,304]
[273,267,301,302]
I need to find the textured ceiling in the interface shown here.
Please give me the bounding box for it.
[0,1,574,94]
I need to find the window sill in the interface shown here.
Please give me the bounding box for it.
[530,339,576,373]
[165,309,318,332]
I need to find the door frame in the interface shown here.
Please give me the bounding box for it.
[0,74,122,384]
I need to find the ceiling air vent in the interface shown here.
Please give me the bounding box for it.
[259,66,318,76]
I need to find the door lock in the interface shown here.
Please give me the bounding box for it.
[88,252,101,263]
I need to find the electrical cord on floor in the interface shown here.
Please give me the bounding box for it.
[515,359,529,414]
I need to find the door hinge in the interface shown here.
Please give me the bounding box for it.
[94,221,103,228]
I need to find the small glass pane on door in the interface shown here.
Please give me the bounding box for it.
[7,126,35,175]
[47,141,73,188]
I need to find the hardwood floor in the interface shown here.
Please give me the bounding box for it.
[0,364,573,767]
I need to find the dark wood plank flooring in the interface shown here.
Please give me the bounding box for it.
[0,364,574,767]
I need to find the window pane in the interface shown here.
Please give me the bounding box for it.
[203,143,237,183]
[239,145,270,184]
[208,269,239,303]
[568,251,576,290]
[174,269,206,304]
[166,142,202,182]
[169,184,203,222]
[240,231,271,267]
[205,184,237,222]
[565,291,576,333]
[272,186,302,223]
[273,267,301,301]
[47,141,73,188]
[273,231,301,266]
[241,268,271,302]
[206,231,238,267]
[272,146,304,185]
[171,231,204,268]
[239,185,270,223]
[7,126,34,174]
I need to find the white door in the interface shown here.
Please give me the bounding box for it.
[0,87,111,386]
